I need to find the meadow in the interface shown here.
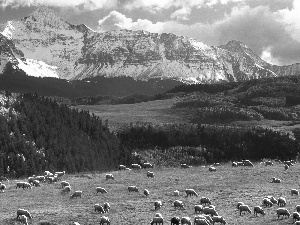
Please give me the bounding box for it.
[1,162,300,225]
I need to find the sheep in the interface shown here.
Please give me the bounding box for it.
[103,202,110,213]
[155,213,163,218]
[0,183,6,192]
[17,209,32,219]
[170,216,180,225]
[254,206,265,216]
[119,165,126,170]
[296,205,300,212]
[174,200,184,209]
[154,200,162,210]
[200,197,211,205]
[32,180,40,187]
[128,186,139,192]
[265,161,273,166]
[105,174,114,180]
[62,186,71,193]
[181,217,192,225]
[195,205,204,214]
[22,182,32,189]
[35,176,45,182]
[212,215,227,224]
[203,207,218,216]
[284,160,293,166]
[180,163,190,168]
[276,208,290,219]
[214,162,221,166]
[232,162,238,167]
[262,198,273,207]
[265,195,278,204]
[125,167,132,170]
[237,162,244,166]
[285,164,289,170]
[19,215,28,225]
[209,166,217,172]
[44,171,51,176]
[131,164,142,170]
[271,177,281,183]
[242,159,254,166]
[70,190,82,198]
[147,171,155,178]
[61,181,70,188]
[150,216,163,225]
[209,205,216,210]
[292,189,299,195]
[94,204,105,213]
[16,182,25,189]
[54,171,65,177]
[277,197,287,207]
[142,162,154,169]
[185,189,198,197]
[99,216,110,225]
[293,212,300,222]
[96,187,108,194]
[28,177,36,184]
[239,204,251,215]
[174,190,179,196]
[144,189,150,197]
[236,202,245,209]
[194,218,210,225]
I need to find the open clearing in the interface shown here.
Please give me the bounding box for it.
[1,162,300,225]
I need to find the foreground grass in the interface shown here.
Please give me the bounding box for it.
[1,162,300,225]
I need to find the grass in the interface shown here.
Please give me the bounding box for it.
[1,162,300,224]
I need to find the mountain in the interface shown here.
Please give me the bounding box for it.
[1,6,300,84]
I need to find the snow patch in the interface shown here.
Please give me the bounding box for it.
[190,39,210,51]
[1,21,15,40]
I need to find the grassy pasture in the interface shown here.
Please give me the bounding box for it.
[1,162,300,225]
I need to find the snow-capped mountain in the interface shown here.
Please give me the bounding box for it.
[1,6,300,83]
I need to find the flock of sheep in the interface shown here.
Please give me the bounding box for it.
[1,159,300,224]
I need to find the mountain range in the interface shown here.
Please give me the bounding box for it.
[1,6,300,84]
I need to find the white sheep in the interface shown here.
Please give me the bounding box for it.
[17,209,32,219]
[131,164,142,170]
[128,186,139,192]
[236,202,245,209]
[35,176,45,182]
[142,162,154,169]
[181,216,192,225]
[180,163,190,168]
[154,200,162,210]
[195,205,204,214]
[150,216,163,225]
[94,204,105,213]
[32,180,40,187]
[262,198,273,207]
[277,208,290,219]
[200,197,211,205]
[174,200,184,209]
[96,187,108,194]
[296,205,300,212]
[19,215,28,225]
[62,186,71,193]
[103,202,110,213]
[23,182,32,189]
[271,177,281,183]
[54,171,65,177]
[232,162,238,167]
[174,190,179,196]
[118,165,126,170]
[144,189,150,197]
[70,191,82,198]
[209,166,217,172]
[147,171,155,178]
[277,197,287,207]
[194,215,212,225]
[212,215,227,224]
[293,212,300,222]
[237,162,244,166]
[203,207,218,216]
[99,216,110,225]
[254,206,265,216]
[61,181,70,188]
[242,159,254,167]
[0,183,6,192]
[239,204,251,215]
[105,174,114,180]
[186,189,198,197]
[265,195,278,204]
[28,177,36,184]
[292,189,299,195]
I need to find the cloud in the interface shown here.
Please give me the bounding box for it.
[0,0,118,10]
[170,7,191,20]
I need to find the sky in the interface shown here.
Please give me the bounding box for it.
[0,0,299,66]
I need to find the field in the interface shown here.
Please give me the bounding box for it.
[1,162,300,225]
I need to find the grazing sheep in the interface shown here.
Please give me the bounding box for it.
[239,205,251,215]
[265,161,273,166]
[95,204,105,213]
[150,216,164,225]
[0,183,6,192]
[54,171,65,177]
[17,209,32,219]
[200,197,211,205]
[62,186,71,193]
[236,202,245,209]
[28,177,36,184]
[174,190,179,196]
[271,177,281,183]
[32,180,40,187]
[195,205,204,214]
[119,165,126,170]
[232,162,238,167]
[181,217,192,225]
[142,162,154,169]
[19,215,28,225]
[292,189,299,195]
[103,202,110,213]
[194,215,212,225]
[147,171,155,178]
[128,186,139,192]
[214,163,221,166]
[237,162,244,166]
[99,216,110,225]
[61,181,70,188]
[144,189,150,197]
[185,189,198,197]
[203,207,218,216]
[212,215,227,224]
[254,206,265,216]
[22,182,32,189]
[277,197,287,207]
[44,171,51,176]
[70,191,82,198]
[242,160,254,167]
[285,164,289,170]
[125,167,132,170]
[131,164,142,170]
[154,200,162,210]
[262,198,273,207]
[265,196,278,204]
[276,208,290,219]
[105,174,114,180]
[293,212,300,222]
[174,200,184,209]
[209,166,217,172]
[284,161,293,166]
[35,176,45,182]
[96,187,108,194]
[296,205,300,212]
[16,182,25,189]
[170,216,180,225]
[180,163,190,169]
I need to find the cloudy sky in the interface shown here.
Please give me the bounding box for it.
[0,0,299,65]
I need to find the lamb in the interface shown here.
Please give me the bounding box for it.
[131,164,142,170]
[99,216,110,225]
[17,209,32,219]
[200,197,211,205]
[142,162,154,169]
[170,216,180,225]
[203,207,218,216]
[96,187,108,194]
[150,216,163,225]
[94,204,105,213]
[180,163,190,168]
[209,166,217,172]
[70,190,82,198]
[180,217,192,225]
[61,181,70,188]
[185,189,198,197]
[195,205,204,214]
[277,197,287,207]
[293,212,300,222]
[212,215,227,224]
[128,186,139,192]
[144,189,150,197]
[271,177,281,183]
[154,200,162,210]
[105,174,114,180]
[103,202,110,213]
[174,190,179,196]
[291,189,299,195]
[276,208,290,219]
[119,165,126,170]
[0,183,6,192]
[239,204,251,215]
[62,186,71,193]
[254,206,265,216]
[19,215,28,225]
[262,198,273,207]
[147,171,155,178]
[296,205,300,212]
[236,202,245,209]
[32,180,40,187]
[174,200,184,209]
